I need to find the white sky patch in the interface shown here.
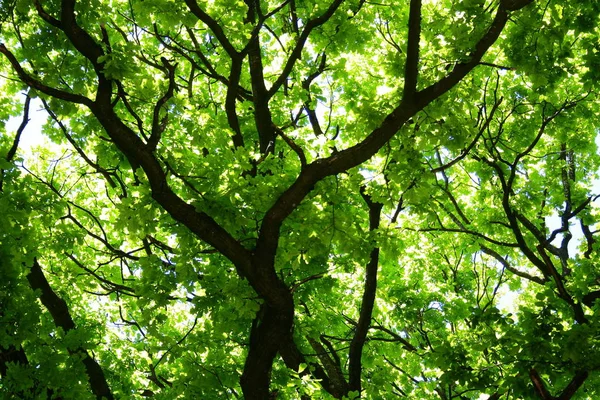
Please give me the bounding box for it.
[546,213,583,256]
[497,289,521,315]
[5,97,47,154]
[376,85,394,96]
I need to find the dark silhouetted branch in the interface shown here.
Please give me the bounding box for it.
[27,259,114,399]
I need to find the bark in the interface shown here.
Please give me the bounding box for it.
[247,34,277,154]
[0,0,534,397]
[403,0,422,100]
[240,275,294,399]
[307,337,349,398]
[27,259,113,400]
[530,368,589,400]
[348,194,383,393]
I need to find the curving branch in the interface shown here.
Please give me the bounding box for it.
[5,94,31,163]
[148,57,177,151]
[41,98,122,191]
[1,94,31,191]
[245,1,277,155]
[278,334,336,398]
[184,0,239,57]
[67,254,137,295]
[431,97,503,174]
[183,26,247,147]
[0,341,61,399]
[348,190,383,394]
[480,245,546,284]
[33,0,61,27]
[27,259,114,399]
[415,0,535,105]
[255,2,522,268]
[306,336,349,397]
[530,368,588,400]
[48,0,252,272]
[0,45,93,106]
[371,324,418,352]
[276,126,307,167]
[267,0,346,98]
[302,53,327,137]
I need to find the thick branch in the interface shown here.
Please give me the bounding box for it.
[246,25,277,154]
[0,45,93,106]
[582,289,600,308]
[13,0,253,278]
[529,368,588,400]
[184,0,239,57]
[33,0,62,27]
[278,335,336,396]
[306,336,349,397]
[348,191,383,393]
[417,6,509,104]
[256,3,520,268]
[0,342,62,399]
[480,245,546,284]
[65,3,251,270]
[5,94,31,163]
[240,301,294,399]
[530,368,553,400]
[91,101,252,270]
[27,259,114,400]
[59,0,107,78]
[558,370,588,400]
[226,59,246,148]
[302,53,327,136]
[1,94,30,191]
[0,345,29,377]
[402,0,421,100]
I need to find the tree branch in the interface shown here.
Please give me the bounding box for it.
[0,45,93,106]
[1,94,31,191]
[417,5,509,105]
[306,336,349,396]
[403,0,421,100]
[184,0,239,57]
[148,57,177,151]
[33,0,62,27]
[245,11,277,154]
[267,0,345,98]
[27,259,114,399]
[431,97,502,173]
[348,190,383,393]
[256,2,521,268]
[5,94,31,163]
[557,370,588,400]
[480,245,546,284]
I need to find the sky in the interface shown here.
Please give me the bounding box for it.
[5,97,46,153]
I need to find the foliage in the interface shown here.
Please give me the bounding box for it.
[1,0,600,399]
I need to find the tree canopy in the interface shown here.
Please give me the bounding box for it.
[1,0,600,398]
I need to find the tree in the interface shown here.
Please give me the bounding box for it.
[1,0,599,398]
